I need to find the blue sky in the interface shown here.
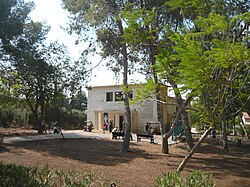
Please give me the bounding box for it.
[29,0,145,87]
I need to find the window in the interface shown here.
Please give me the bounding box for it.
[128,91,133,99]
[115,91,123,101]
[106,92,113,102]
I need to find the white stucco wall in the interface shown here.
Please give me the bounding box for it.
[86,85,159,132]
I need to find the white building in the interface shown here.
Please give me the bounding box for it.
[242,112,250,128]
[86,84,178,132]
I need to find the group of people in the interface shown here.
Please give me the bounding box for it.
[145,122,158,134]
[103,120,124,133]
[103,120,118,133]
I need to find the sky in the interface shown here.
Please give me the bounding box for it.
[29,0,145,88]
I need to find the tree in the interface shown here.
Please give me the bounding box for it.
[62,0,134,152]
[8,21,65,133]
[0,0,34,107]
[0,0,89,131]
[122,0,249,169]
[0,0,34,50]
[122,1,194,153]
[69,89,87,111]
[168,12,250,171]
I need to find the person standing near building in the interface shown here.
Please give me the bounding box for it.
[109,120,113,133]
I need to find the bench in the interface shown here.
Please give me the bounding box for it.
[136,133,154,143]
[112,131,124,139]
[112,131,133,140]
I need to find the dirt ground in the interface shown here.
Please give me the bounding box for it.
[0,128,250,187]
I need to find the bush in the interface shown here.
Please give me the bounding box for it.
[0,163,118,187]
[155,170,215,187]
[0,163,42,187]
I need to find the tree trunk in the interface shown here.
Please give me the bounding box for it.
[177,126,213,172]
[115,12,131,152]
[121,91,132,153]
[146,35,169,153]
[26,95,43,133]
[232,118,237,136]
[179,101,193,151]
[168,78,194,151]
[222,120,229,151]
[162,135,169,154]
[161,110,183,154]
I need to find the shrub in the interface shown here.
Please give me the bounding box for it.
[155,170,215,187]
[0,163,42,187]
[0,163,118,187]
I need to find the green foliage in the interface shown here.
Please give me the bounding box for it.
[1,0,90,132]
[45,108,87,130]
[0,109,14,128]
[155,170,215,187]
[0,162,42,187]
[122,8,158,44]
[155,11,250,127]
[0,0,34,44]
[129,79,157,105]
[0,162,118,187]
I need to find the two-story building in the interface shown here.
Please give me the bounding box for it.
[242,112,250,129]
[86,84,179,133]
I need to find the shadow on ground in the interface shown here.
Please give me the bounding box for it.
[175,143,250,180]
[1,138,163,167]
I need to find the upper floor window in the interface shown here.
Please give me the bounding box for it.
[114,91,133,101]
[106,92,113,102]
[128,91,133,99]
[115,91,123,101]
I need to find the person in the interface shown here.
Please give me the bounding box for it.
[88,122,94,132]
[145,123,150,134]
[121,121,126,132]
[112,126,118,132]
[103,122,107,133]
[41,121,46,134]
[211,129,216,138]
[109,120,113,133]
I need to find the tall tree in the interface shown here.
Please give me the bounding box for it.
[0,0,34,106]
[170,12,249,171]
[9,21,70,133]
[123,0,249,169]
[0,0,34,50]
[0,0,89,131]
[122,1,194,153]
[62,0,134,152]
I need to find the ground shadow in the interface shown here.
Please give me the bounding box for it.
[175,143,250,179]
[1,138,164,167]
[0,145,9,153]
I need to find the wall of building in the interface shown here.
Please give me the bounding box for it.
[87,85,160,132]
[86,84,180,133]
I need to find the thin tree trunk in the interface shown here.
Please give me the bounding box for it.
[162,110,185,155]
[222,120,229,151]
[177,126,213,172]
[152,56,167,153]
[232,118,237,136]
[168,78,194,151]
[121,90,132,152]
[162,135,169,154]
[114,11,131,153]
[27,96,43,134]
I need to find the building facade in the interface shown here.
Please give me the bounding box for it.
[86,84,179,133]
[242,112,250,129]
